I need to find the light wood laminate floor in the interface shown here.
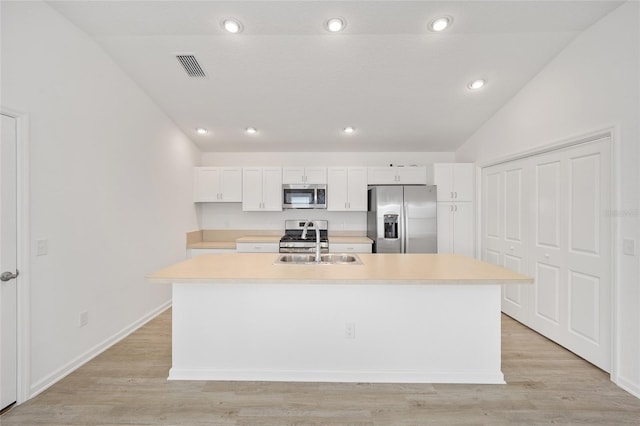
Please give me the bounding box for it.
[2,309,639,425]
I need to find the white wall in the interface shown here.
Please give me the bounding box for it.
[456,1,640,397]
[200,151,454,231]
[1,1,199,396]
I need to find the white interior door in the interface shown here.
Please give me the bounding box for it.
[530,140,611,370]
[482,137,611,372]
[482,163,529,321]
[1,113,18,410]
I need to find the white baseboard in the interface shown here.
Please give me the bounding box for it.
[614,375,640,399]
[168,368,506,385]
[29,300,172,399]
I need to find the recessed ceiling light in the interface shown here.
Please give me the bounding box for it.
[468,79,486,90]
[429,16,452,32]
[222,18,243,34]
[245,127,257,134]
[196,128,209,135]
[325,17,346,33]
[343,126,356,134]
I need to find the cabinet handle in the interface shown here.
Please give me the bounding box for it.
[450,205,454,212]
[454,205,458,212]
[451,191,454,199]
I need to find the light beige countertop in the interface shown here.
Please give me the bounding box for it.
[187,230,372,249]
[235,236,281,243]
[148,253,532,285]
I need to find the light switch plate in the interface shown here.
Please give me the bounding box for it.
[623,239,635,256]
[36,239,48,256]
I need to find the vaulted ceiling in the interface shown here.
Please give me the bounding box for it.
[47,1,623,152]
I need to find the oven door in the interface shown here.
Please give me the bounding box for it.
[283,184,317,209]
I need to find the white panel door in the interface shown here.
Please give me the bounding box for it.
[482,168,502,266]
[482,163,529,322]
[482,137,611,372]
[1,113,18,410]
[564,142,611,369]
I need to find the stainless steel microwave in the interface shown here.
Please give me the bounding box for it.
[282,184,327,209]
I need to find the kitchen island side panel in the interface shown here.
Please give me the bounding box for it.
[170,282,504,384]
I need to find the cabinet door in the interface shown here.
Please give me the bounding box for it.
[242,168,263,211]
[194,167,221,202]
[434,163,474,201]
[327,167,349,211]
[261,167,283,211]
[329,243,372,253]
[304,167,327,184]
[367,167,398,185]
[452,202,474,257]
[282,167,305,184]
[396,167,426,185]
[236,242,279,253]
[433,164,454,201]
[436,203,454,253]
[219,167,242,202]
[452,164,474,201]
[346,167,368,211]
[436,202,474,256]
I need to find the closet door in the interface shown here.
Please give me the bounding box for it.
[529,140,611,370]
[482,137,611,372]
[482,163,529,322]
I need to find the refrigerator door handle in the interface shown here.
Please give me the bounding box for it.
[402,201,408,253]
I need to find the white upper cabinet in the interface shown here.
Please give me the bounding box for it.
[282,167,327,184]
[193,167,242,203]
[242,167,283,211]
[367,166,427,185]
[327,167,368,211]
[433,163,474,201]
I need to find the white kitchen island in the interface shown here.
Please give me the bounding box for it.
[147,253,532,384]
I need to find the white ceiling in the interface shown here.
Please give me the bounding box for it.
[47,1,623,153]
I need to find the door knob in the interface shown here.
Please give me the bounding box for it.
[1,270,19,282]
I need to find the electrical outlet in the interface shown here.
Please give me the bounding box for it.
[623,239,636,256]
[36,239,48,256]
[345,323,356,339]
[79,311,89,328]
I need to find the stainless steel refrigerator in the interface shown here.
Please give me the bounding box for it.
[367,185,437,253]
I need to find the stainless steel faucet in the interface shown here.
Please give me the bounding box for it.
[301,220,322,262]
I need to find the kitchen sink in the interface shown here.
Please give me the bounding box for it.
[275,253,362,265]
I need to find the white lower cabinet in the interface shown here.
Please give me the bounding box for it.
[187,248,236,258]
[437,202,474,257]
[329,243,372,254]
[236,242,279,253]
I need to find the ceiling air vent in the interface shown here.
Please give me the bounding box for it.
[176,54,207,78]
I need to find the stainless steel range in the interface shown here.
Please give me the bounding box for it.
[279,220,329,254]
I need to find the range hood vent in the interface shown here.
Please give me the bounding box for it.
[176,54,207,78]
